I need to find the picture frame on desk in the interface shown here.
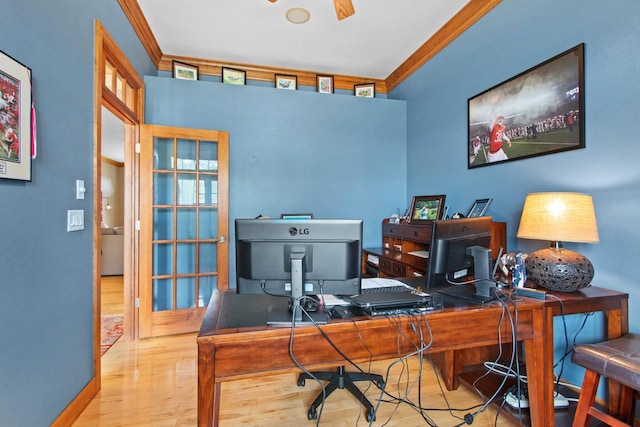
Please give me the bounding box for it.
[467,43,584,169]
[408,195,446,224]
[467,198,493,217]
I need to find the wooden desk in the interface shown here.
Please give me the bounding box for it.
[450,285,629,425]
[539,286,629,423]
[197,291,548,426]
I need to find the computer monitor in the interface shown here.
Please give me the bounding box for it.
[235,218,362,326]
[426,216,496,303]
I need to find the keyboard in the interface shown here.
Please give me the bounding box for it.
[361,285,412,294]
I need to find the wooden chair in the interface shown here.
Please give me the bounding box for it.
[571,333,640,426]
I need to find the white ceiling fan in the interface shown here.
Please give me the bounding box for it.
[268,0,355,21]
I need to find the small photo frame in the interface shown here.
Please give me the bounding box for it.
[316,75,334,94]
[172,60,198,81]
[222,67,246,85]
[275,74,297,90]
[0,49,32,181]
[408,195,446,224]
[354,83,375,98]
[466,198,493,218]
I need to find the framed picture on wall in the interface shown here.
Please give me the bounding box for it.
[0,49,32,181]
[354,83,375,98]
[408,195,446,224]
[316,75,334,93]
[468,43,585,169]
[275,74,297,90]
[172,60,199,81]
[222,67,246,85]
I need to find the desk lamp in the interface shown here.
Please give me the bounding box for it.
[516,192,599,292]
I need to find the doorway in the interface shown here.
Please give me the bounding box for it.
[100,107,126,355]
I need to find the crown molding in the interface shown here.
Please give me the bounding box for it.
[385,0,502,91]
[118,0,501,94]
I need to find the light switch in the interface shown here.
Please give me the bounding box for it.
[67,209,84,232]
[76,179,86,200]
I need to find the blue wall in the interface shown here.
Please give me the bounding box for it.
[0,1,153,425]
[391,0,640,388]
[144,76,407,283]
[2,0,639,424]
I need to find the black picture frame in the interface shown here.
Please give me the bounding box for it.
[466,198,493,218]
[468,43,585,169]
[222,67,246,85]
[408,195,446,224]
[354,82,375,98]
[274,74,297,90]
[172,60,199,81]
[0,49,32,181]
[316,75,334,94]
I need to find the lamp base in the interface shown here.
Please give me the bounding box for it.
[525,247,594,292]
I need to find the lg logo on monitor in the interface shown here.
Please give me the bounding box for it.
[289,227,310,236]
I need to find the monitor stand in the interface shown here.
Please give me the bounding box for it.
[437,246,497,304]
[267,252,329,327]
[437,279,497,304]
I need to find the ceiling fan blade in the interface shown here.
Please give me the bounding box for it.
[334,0,355,20]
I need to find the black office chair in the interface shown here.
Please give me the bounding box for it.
[297,366,385,421]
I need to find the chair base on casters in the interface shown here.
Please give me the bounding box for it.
[297,366,385,422]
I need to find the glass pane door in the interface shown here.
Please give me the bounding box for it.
[139,125,228,337]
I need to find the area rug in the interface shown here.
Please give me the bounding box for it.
[101,315,124,356]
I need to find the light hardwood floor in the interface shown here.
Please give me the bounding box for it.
[75,279,515,426]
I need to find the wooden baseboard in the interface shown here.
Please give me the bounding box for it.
[50,376,98,427]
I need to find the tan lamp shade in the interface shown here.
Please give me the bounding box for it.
[517,192,599,292]
[517,192,599,243]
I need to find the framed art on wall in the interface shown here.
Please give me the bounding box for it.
[316,75,334,93]
[468,43,585,169]
[354,83,375,98]
[0,50,32,181]
[222,67,246,85]
[172,60,199,81]
[275,74,297,90]
[408,195,446,224]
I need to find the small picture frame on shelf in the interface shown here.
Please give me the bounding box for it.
[354,82,375,98]
[316,75,334,93]
[222,67,246,85]
[275,74,297,90]
[466,198,493,217]
[172,60,199,81]
[408,195,446,224]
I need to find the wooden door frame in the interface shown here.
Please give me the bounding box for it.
[93,20,144,379]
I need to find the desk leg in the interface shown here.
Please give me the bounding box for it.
[524,306,553,427]
[441,350,461,391]
[198,342,217,427]
[605,302,629,418]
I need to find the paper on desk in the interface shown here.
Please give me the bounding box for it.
[361,277,413,289]
[407,250,429,258]
[318,294,351,306]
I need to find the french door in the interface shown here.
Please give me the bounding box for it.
[139,124,229,337]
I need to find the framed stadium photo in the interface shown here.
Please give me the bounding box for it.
[408,195,446,224]
[0,49,32,181]
[468,44,585,169]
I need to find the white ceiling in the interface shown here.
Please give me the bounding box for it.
[103,0,471,162]
[139,0,468,79]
